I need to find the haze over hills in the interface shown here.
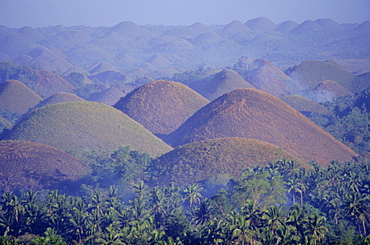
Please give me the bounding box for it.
[114,80,209,135]
[3,101,172,157]
[166,88,358,166]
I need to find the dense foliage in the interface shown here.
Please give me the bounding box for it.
[0,158,369,244]
[310,89,370,161]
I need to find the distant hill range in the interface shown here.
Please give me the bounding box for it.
[165,88,358,166]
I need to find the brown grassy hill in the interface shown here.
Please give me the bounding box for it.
[114,80,209,135]
[35,70,75,98]
[151,137,305,187]
[34,92,85,109]
[235,57,295,96]
[281,95,331,116]
[0,80,42,114]
[0,140,85,192]
[146,54,172,69]
[4,101,172,157]
[275,20,299,33]
[88,86,126,106]
[192,69,255,101]
[165,88,358,167]
[312,80,354,102]
[286,60,356,91]
[245,17,277,32]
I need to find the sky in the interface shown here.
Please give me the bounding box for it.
[0,0,369,28]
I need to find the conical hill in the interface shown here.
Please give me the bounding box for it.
[114,80,209,135]
[0,80,42,114]
[150,137,305,187]
[34,92,85,109]
[165,88,357,166]
[0,140,85,192]
[4,101,172,157]
[281,95,330,116]
[191,69,254,101]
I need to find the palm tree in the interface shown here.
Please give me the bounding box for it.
[95,224,126,245]
[191,199,213,226]
[184,183,203,207]
[263,206,285,236]
[304,213,328,245]
[344,192,369,236]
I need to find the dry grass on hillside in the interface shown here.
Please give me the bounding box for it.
[151,137,306,186]
[0,80,42,114]
[114,80,209,135]
[0,140,85,192]
[166,88,358,167]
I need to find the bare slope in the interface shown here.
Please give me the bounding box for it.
[0,140,85,192]
[166,88,357,166]
[5,101,172,157]
[34,92,85,109]
[151,137,304,186]
[114,80,209,135]
[281,95,331,116]
[0,80,42,114]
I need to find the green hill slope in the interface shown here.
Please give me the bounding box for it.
[4,101,172,157]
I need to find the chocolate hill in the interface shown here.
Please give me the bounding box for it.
[234,57,295,97]
[4,101,172,157]
[165,88,358,166]
[150,137,305,187]
[286,60,356,91]
[33,92,85,109]
[0,140,85,192]
[245,17,277,32]
[88,86,126,106]
[114,80,209,135]
[35,70,75,98]
[275,20,299,33]
[281,95,330,116]
[312,80,354,102]
[0,80,42,114]
[191,69,254,101]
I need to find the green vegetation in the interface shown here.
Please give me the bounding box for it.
[0,160,369,244]
[310,89,370,161]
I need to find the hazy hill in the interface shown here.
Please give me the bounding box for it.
[109,21,152,39]
[0,140,85,192]
[312,80,354,102]
[165,88,358,166]
[191,69,255,101]
[245,17,277,32]
[4,101,172,157]
[275,20,299,33]
[0,80,42,114]
[286,59,356,91]
[220,20,253,39]
[89,61,118,75]
[234,57,295,96]
[281,95,331,116]
[151,137,304,187]
[88,86,126,106]
[114,80,209,135]
[17,26,44,42]
[33,92,85,109]
[35,70,75,98]
[315,18,344,30]
[290,20,323,34]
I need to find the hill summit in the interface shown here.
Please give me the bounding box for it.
[165,88,357,166]
[114,80,209,135]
